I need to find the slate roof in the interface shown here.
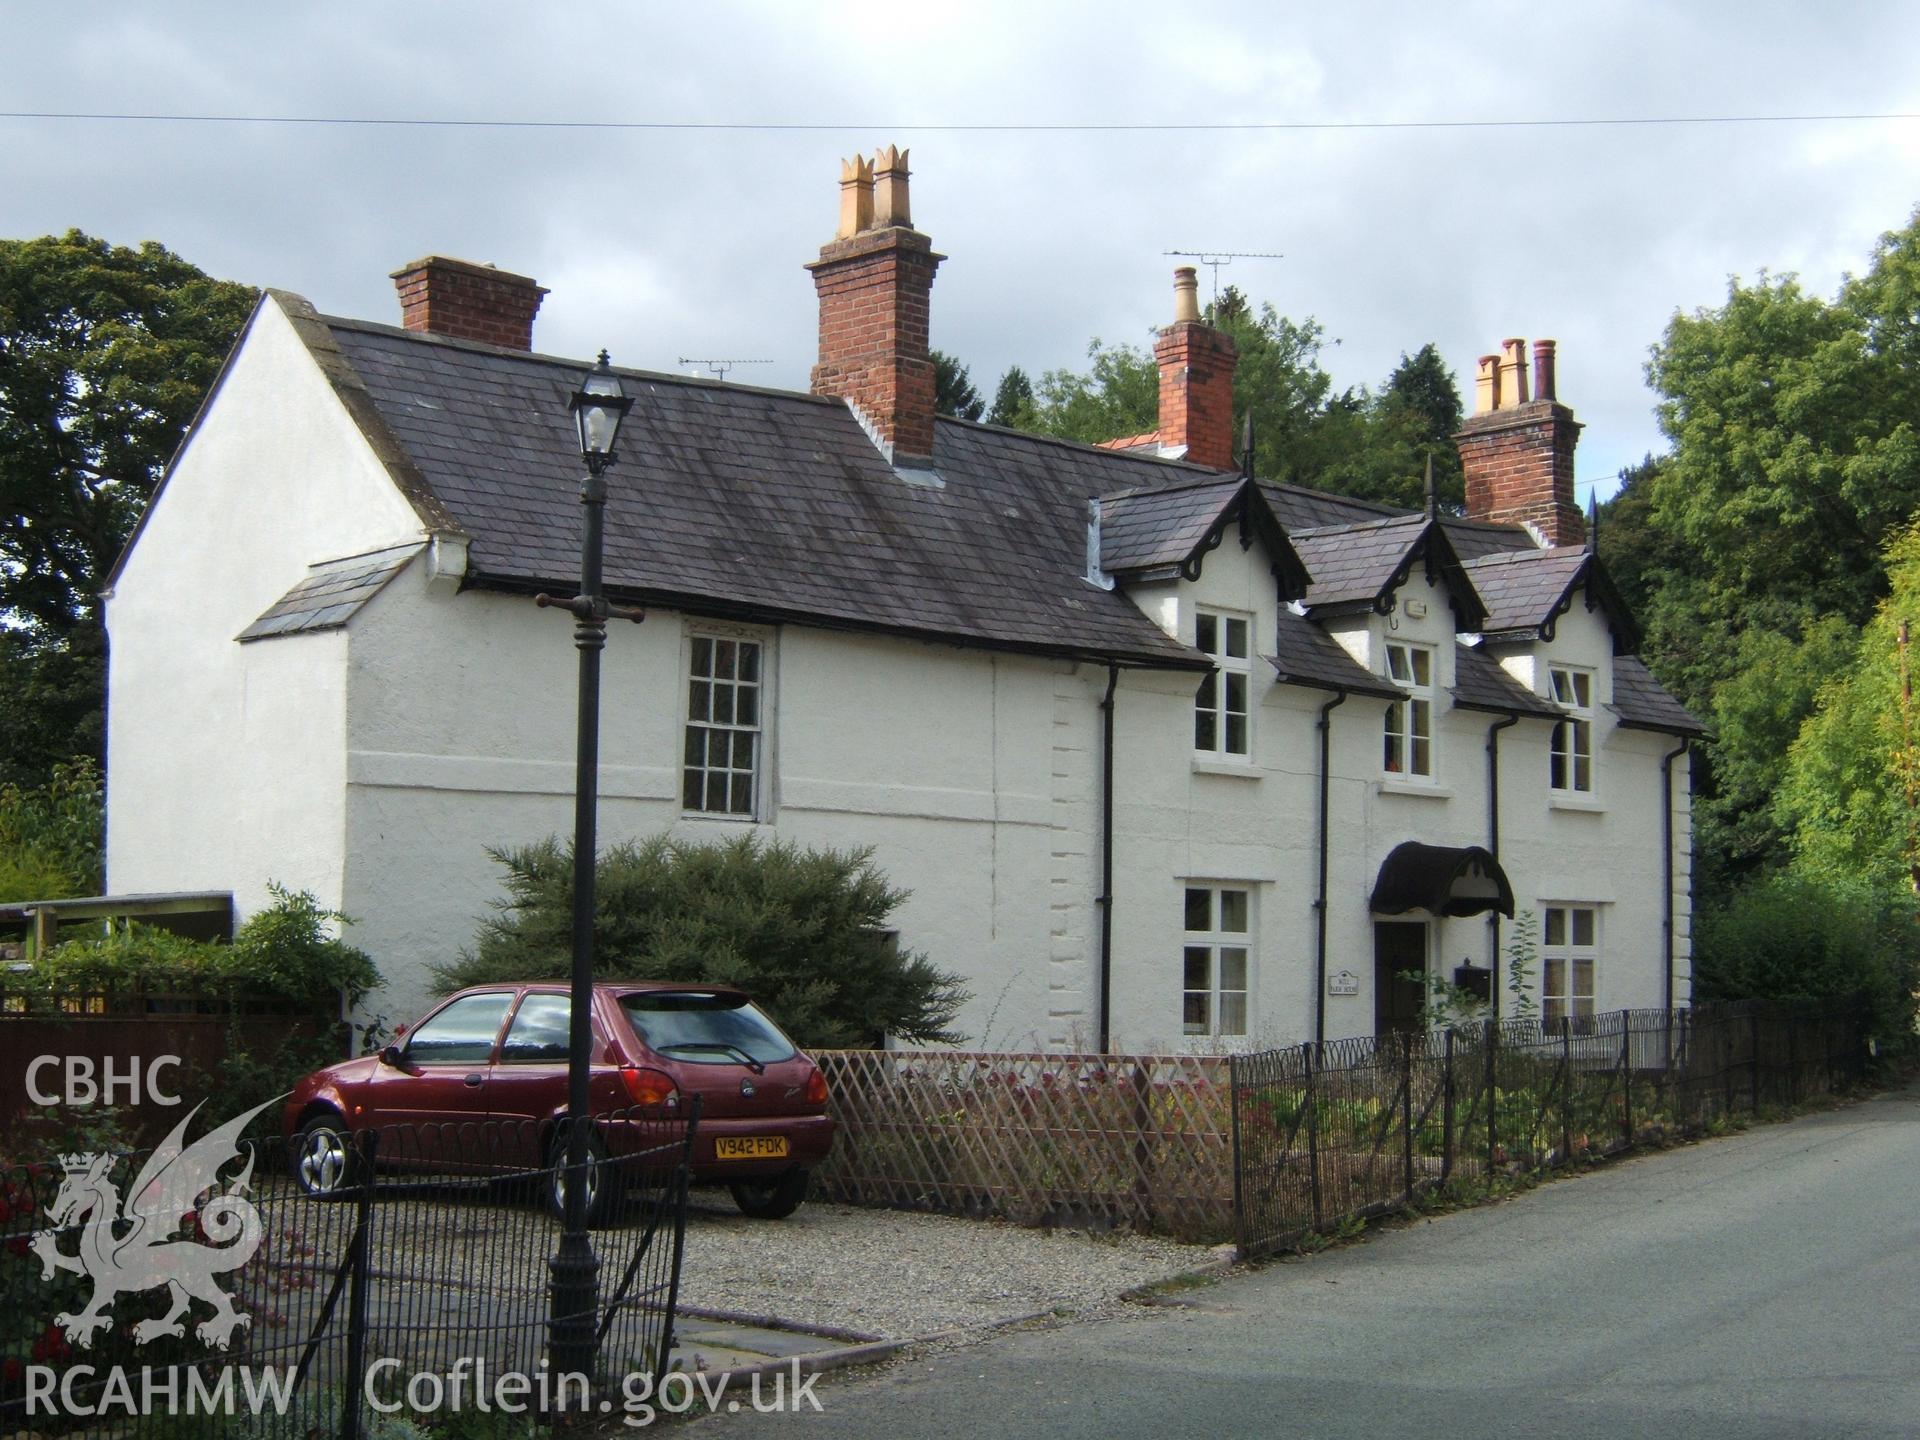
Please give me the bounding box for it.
[1097,476,1309,596]
[1266,610,1401,700]
[1285,515,1485,633]
[233,296,1691,728]
[313,315,1209,670]
[1458,547,1590,636]
[1099,476,1248,577]
[1610,655,1707,735]
[1261,483,1401,533]
[1450,644,1564,718]
[1441,518,1538,561]
[1289,515,1435,612]
[237,543,422,642]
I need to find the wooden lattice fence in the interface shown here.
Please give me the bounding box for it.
[811,1051,1234,1241]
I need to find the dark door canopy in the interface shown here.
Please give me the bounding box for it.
[1369,842,1515,919]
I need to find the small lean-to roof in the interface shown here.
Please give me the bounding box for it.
[304,313,1209,671]
[1610,655,1707,736]
[237,543,423,642]
[1450,644,1563,718]
[1098,476,1309,595]
[1266,610,1402,700]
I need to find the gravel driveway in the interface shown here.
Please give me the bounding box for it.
[678,1191,1222,1340]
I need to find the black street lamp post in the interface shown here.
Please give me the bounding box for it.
[539,350,638,1392]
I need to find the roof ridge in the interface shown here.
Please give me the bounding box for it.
[936,412,1232,475]
[318,313,849,409]
[1292,512,1430,538]
[1462,547,1586,568]
[1100,471,1250,503]
[1259,481,1406,518]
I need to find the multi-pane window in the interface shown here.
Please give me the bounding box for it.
[1194,609,1252,758]
[1549,665,1594,793]
[1182,886,1250,1037]
[1383,641,1434,778]
[1542,905,1598,1032]
[683,633,763,816]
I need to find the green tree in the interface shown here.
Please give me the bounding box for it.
[1646,208,1920,630]
[1693,871,1917,1048]
[437,833,969,1048]
[1698,615,1860,892]
[1625,207,1920,897]
[986,365,1037,428]
[0,627,106,789]
[0,756,103,901]
[0,231,255,778]
[1027,337,1161,444]
[932,349,984,421]
[1777,519,1920,894]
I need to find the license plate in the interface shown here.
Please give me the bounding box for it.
[715,1136,789,1161]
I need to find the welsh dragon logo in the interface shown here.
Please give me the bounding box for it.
[29,1096,279,1351]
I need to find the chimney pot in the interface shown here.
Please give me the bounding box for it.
[836,155,876,240]
[874,145,911,228]
[1532,339,1557,402]
[1499,337,1530,408]
[1474,355,1501,416]
[1172,266,1201,325]
[389,256,547,351]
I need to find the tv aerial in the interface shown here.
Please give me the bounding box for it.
[1162,250,1285,299]
[677,358,773,382]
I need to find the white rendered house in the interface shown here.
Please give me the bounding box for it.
[105,152,1700,1050]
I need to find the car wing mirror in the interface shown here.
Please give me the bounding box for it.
[380,1044,405,1068]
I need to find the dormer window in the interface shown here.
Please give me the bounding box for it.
[1194,608,1252,759]
[1549,665,1595,793]
[1383,641,1434,779]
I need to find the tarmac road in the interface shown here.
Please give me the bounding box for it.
[695,1080,1920,1439]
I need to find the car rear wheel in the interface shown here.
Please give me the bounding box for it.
[293,1113,360,1199]
[547,1127,616,1226]
[729,1168,809,1220]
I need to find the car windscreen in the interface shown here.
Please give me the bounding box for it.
[618,992,797,1066]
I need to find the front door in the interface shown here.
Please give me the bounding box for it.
[1374,921,1428,1038]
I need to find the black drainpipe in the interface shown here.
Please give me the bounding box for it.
[1314,689,1348,1051]
[1097,665,1120,1053]
[1485,713,1519,1019]
[1661,737,1691,1014]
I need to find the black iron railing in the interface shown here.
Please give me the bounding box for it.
[1229,999,1866,1261]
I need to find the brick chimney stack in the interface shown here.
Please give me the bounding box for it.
[390,256,547,350]
[1153,267,1238,470]
[1455,336,1584,547]
[807,146,945,466]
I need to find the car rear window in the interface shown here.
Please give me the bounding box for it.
[618,992,797,1066]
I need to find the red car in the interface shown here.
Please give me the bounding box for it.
[283,982,835,1221]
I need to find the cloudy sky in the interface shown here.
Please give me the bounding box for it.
[5,2,1917,496]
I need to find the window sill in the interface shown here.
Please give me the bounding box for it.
[1376,778,1452,800]
[1191,758,1262,780]
[1548,792,1606,813]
